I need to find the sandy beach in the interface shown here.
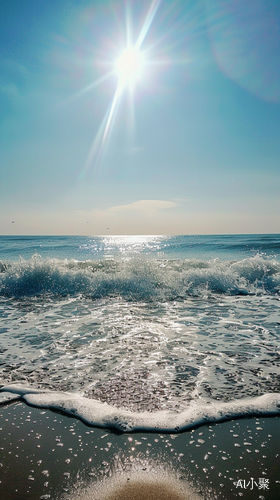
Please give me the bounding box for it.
[0,401,279,500]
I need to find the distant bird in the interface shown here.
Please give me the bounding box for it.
[106,228,109,230]
[12,221,15,223]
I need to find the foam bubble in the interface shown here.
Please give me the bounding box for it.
[2,385,280,433]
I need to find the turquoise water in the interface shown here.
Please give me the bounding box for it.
[1,234,280,261]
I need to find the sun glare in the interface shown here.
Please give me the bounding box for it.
[80,0,162,176]
[116,48,144,88]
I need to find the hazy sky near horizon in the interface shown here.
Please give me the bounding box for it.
[1,0,280,235]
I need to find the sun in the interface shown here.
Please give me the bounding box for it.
[79,0,162,174]
[115,47,144,89]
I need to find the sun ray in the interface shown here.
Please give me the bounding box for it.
[80,85,122,180]
[125,0,133,48]
[135,0,161,50]
[101,85,122,149]
[57,71,114,110]
[81,0,164,177]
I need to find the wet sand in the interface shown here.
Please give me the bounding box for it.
[0,402,279,500]
[74,471,200,500]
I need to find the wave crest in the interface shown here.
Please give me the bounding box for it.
[0,254,279,299]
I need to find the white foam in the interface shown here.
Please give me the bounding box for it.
[1,254,280,299]
[0,391,20,404]
[2,384,280,432]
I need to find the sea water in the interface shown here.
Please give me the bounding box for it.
[0,234,280,431]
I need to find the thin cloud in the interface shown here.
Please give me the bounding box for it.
[95,199,177,215]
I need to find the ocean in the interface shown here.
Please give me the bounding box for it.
[1,234,280,431]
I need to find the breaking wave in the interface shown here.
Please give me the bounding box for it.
[0,254,280,300]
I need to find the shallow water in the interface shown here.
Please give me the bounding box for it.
[0,235,280,430]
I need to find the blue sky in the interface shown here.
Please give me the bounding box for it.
[1,0,280,235]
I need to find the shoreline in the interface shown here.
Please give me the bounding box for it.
[2,386,280,434]
[1,402,280,500]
